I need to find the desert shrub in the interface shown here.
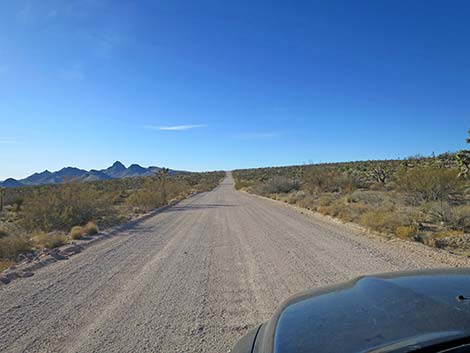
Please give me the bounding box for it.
[21,182,112,232]
[70,222,99,240]
[397,167,460,202]
[319,195,333,207]
[10,197,24,212]
[84,221,99,235]
[339,202,369,223]
[423,202,453,224]
[0,234,32,260]
[127,189,165,212]
[293,190,306,199]
[423,203,470,232]
[297,194,317,209]
[70,226,84,240]
[125,176,177,212]
[395,225,417,240]
[303,169,340,193]
[32,232,68,249]
[286,194,297,204]
[425,230,465,248]
[359,209,403,233]
[447,205,470,232]
[260,176,300,194]
[320,197,368,223]
[234,180,253,190]
[349,190,389,208]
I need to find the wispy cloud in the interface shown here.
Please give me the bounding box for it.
[145,124,206,131]
[0,140,15,144]
[237,132,279,140]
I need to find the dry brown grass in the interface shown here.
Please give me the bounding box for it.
[70,222,99,240]
[395,225,417,240]
[432,230,465,239]
[359,209,402,234]
[32,232,69,249]
[424,230,465,247]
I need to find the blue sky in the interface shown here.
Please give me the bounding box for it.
[0,0,469,179]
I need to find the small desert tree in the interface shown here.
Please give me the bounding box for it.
[456,129,470,178]
[156,168,170,204]
[368,163,391,184]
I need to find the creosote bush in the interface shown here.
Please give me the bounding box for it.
[259,176,300,194]
[0,233,32,260]
[21,182,110,232]
[397,167,460,202]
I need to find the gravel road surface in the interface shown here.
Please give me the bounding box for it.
[1,173,468,353]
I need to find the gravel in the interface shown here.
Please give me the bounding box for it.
[0,172,469,353]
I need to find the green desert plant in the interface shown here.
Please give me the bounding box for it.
[456,129,470,178]
[0,233,32,260]
[397,166,460,202]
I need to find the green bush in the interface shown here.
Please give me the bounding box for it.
[260,176,300,194]
[20,182,112,232]
[448,205,470,232]
[397,166,460,202]
[127,189,165,212]
[0,234,32,260]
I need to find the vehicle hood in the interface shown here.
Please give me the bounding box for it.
[251,268,470,353]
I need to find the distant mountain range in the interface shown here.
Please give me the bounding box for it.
[0,161,180,188]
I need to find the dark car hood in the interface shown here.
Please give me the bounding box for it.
[247,268,470,353]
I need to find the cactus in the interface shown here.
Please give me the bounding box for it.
[368,163,391,184]
[456,129,470,178]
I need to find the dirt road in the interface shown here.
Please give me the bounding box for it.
[0,173,467,353]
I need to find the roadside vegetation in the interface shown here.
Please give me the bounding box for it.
[233,131,470,255]
[0,171,224,270]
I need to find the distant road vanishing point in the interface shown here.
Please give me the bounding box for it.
[0,172,466,353]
